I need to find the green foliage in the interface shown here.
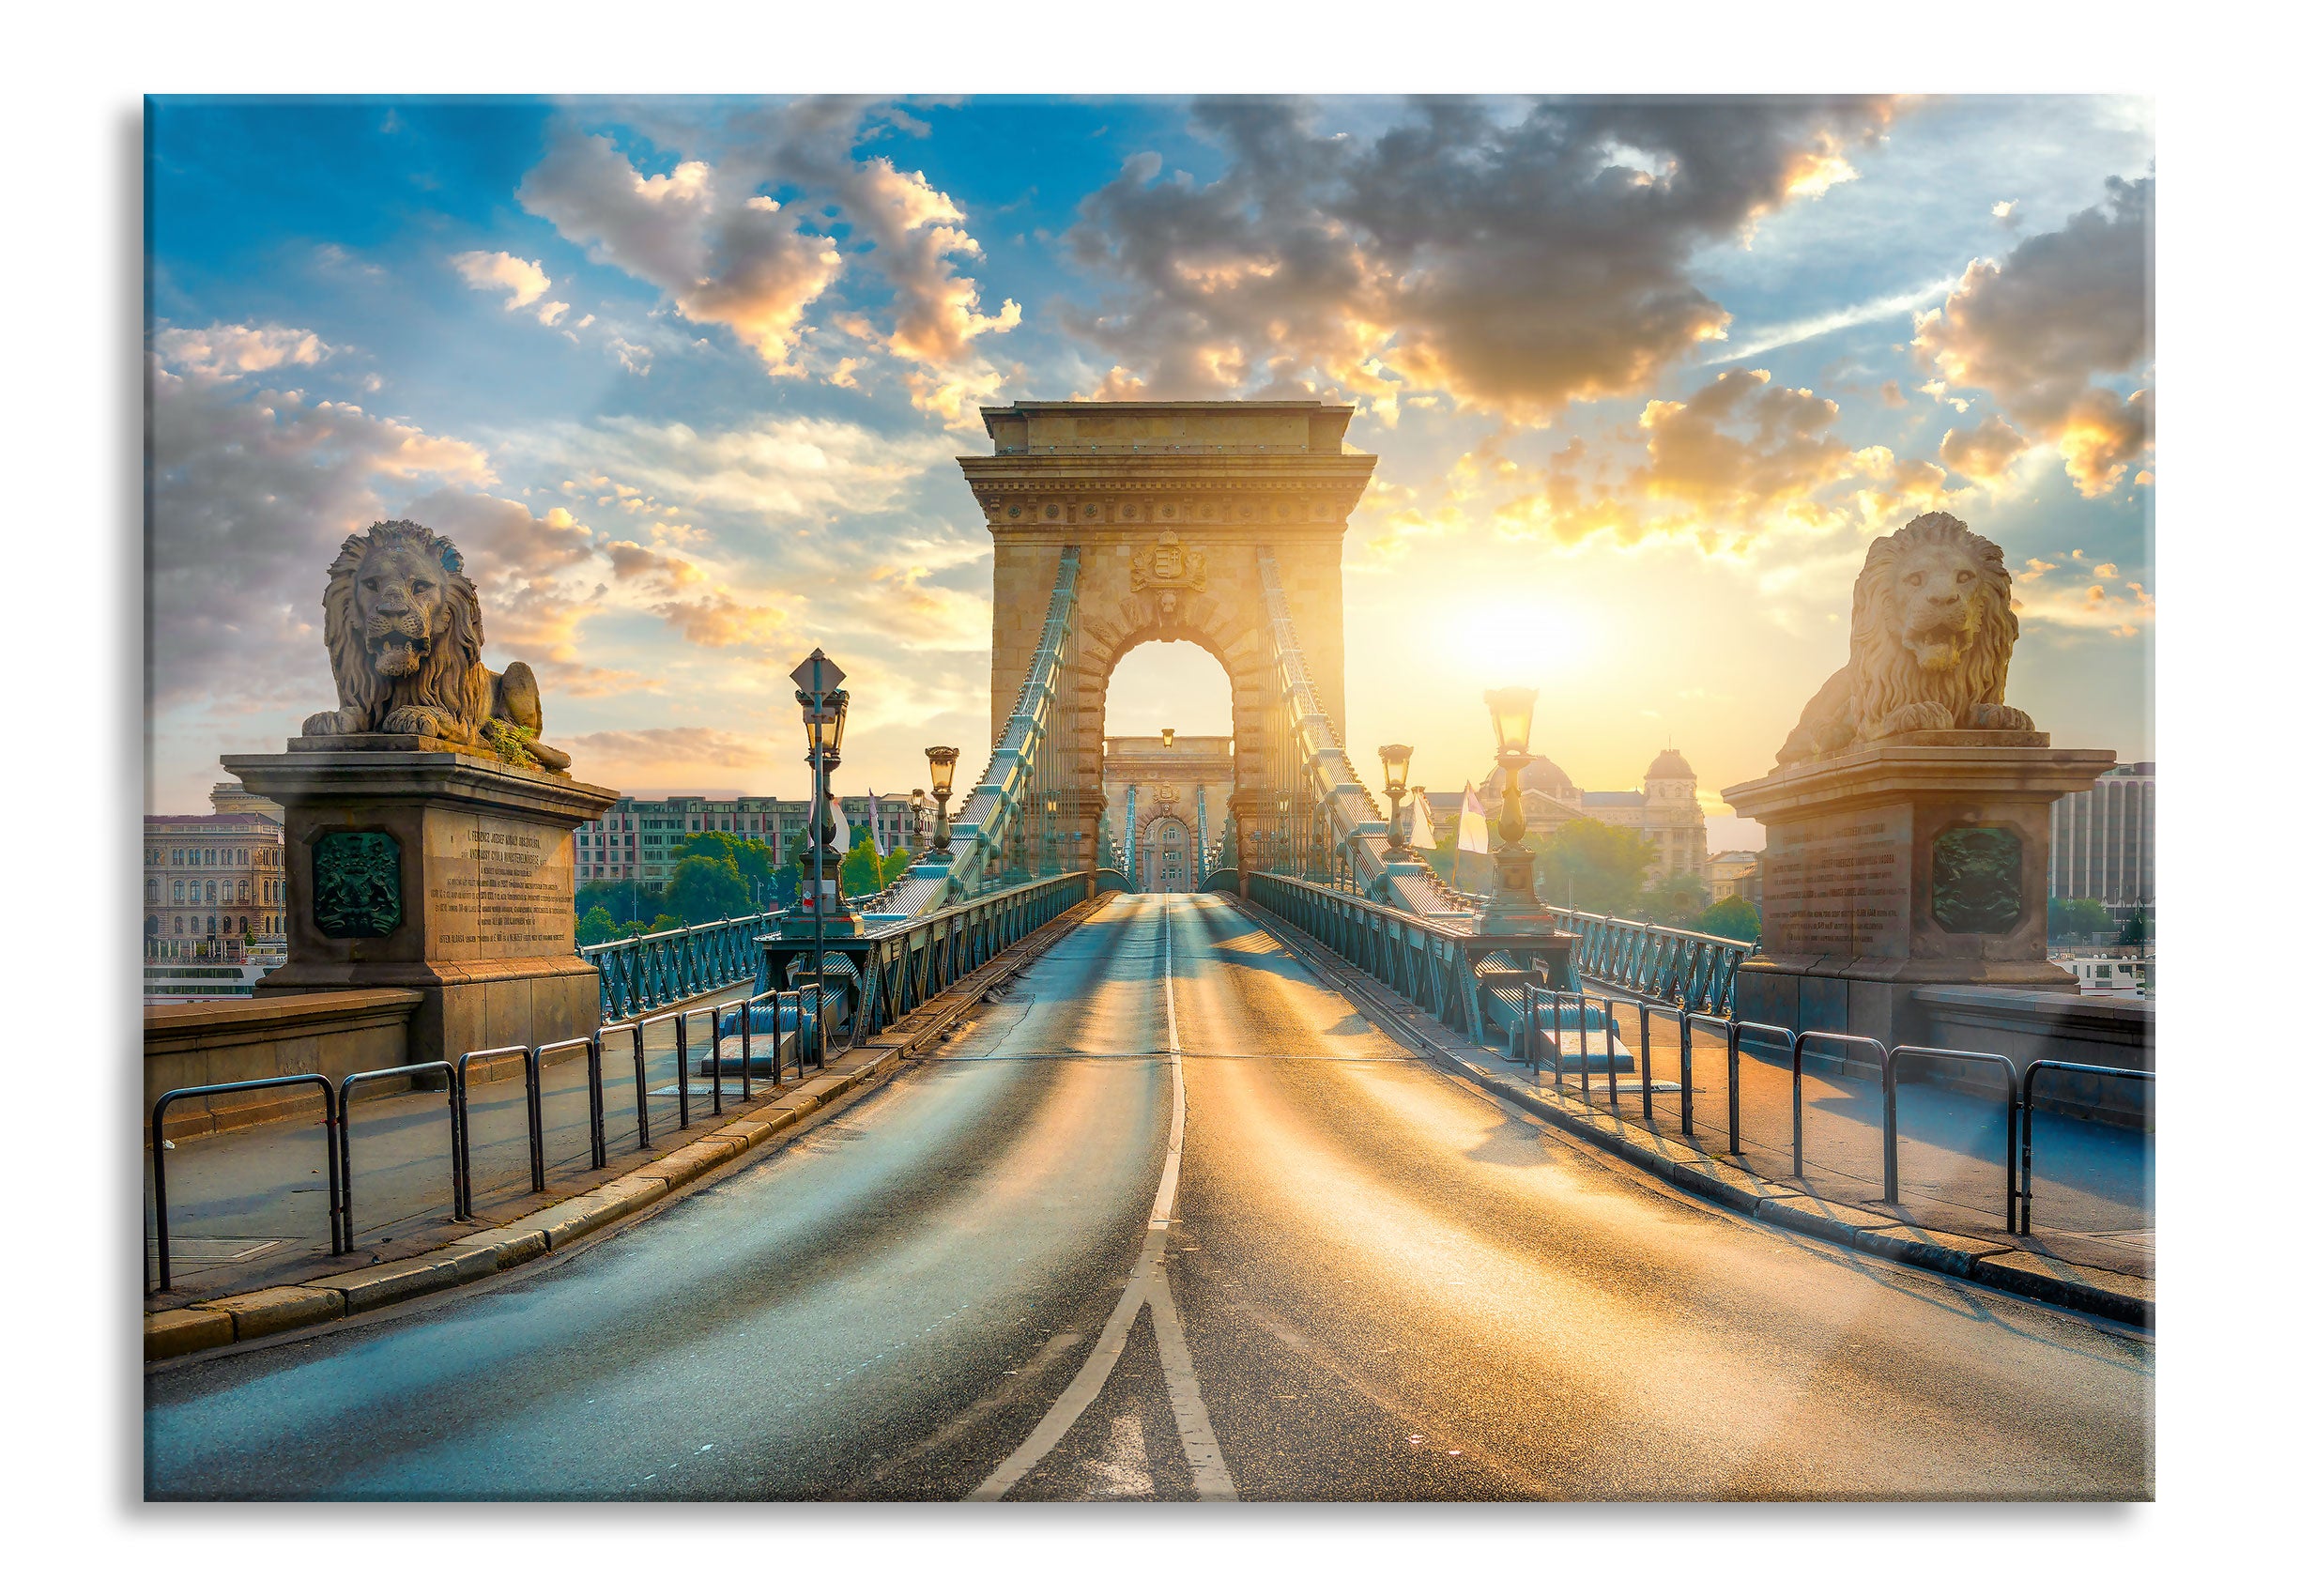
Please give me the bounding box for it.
[2118,910,2151,945]
[674,830,777,893]
[1539,820,1658,916]
[2048,898,2114,940]
[481,717,542,769]
[1694,894,1761,943]
[575,905,619,946]
[666,854,754,925]
[1634,871,1711,928]
[841,832,887,896]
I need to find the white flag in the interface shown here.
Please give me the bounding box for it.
[1409,790,1437,850]
[866,790,883,852]
[1457,784,1490,854]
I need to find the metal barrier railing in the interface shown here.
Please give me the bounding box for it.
[1786,1030,1887,1179]
[453,1045,531,1218]
[531,1036,604,1172]
[595,1021,652,1151]
[1884,1045,2018,1232]
[2020,1060,2155,1236]
[340,1061,463,1250]
[150,1075,341,1292]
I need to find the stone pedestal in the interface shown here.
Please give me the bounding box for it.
[1721,733,2115,1049]
[222,738,621,1067]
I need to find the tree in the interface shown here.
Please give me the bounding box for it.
[1694,894,1761,943]
[1539,820,1658,916]
[2048,898,2113,940]
[842,832,887,897]
[2118,909,2151,945]
[1634,871,1711,928]
[666,854,753,925]
[674,831,776,905]
[576,905,620,946]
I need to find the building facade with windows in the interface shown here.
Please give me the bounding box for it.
[574,793,923,888]
[2048,761,2154,913]
[1423,749,1711,890]
[145,783,287,958]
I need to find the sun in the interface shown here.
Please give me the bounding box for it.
[1443,597,1598,686]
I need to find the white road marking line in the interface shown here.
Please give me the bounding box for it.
[968,896,1235,1502]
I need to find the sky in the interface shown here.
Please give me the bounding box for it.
[146,94,2154,848]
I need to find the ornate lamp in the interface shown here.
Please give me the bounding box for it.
[790,649,854,956]
[1378,744,1414,856]
[1480,687,1551,931]
[1162,727,1175,748]
[925,746,958,857]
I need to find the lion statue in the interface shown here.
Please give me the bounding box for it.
[1774,512,2034,768]
[301,519,572,773]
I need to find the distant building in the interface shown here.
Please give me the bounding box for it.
[1707,849,1762,906]
[146,785,285,957]
[1423,748,1711,890]
[575,793,923,890]
[2048,761,2154,913]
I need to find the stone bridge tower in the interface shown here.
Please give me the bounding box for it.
[958,401,1374,876]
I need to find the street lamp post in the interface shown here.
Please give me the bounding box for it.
[1378,744,1414,858]
[925,746,958,860]
[908,788,926,861]
[1479,686,1552,932]
[1043,794,1058,878]
[792,649,852,987]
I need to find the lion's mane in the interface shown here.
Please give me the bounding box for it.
[1848,512,2017,733]
[310,519,491,742]
[1774,512,2029,766]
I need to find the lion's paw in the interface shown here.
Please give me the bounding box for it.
[381,707,450,738]
[1964,703,2035,732]
[302,711,354,736]
[1881,701,1955,734]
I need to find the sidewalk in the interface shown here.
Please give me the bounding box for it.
[1547,999,2152,1281]
[1251,907,2152,1317]
[146,979,791,1303]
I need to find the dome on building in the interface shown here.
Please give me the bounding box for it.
[1645,748,1695,782]
[1523,755,1576,797]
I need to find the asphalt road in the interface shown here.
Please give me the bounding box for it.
[145,893,2152,1500]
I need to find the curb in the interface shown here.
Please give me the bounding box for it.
[1236,899,2154,1331]
[146,892,1110,1363]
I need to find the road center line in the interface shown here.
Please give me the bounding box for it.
[967,897,1235,1502]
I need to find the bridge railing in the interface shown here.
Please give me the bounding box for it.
[1241,871,1575,1051]
[861,547,1083,921]
[1255,553,1479,920]
[835,870,1098,1044]
[1550,908,1752,1018]
[580,912,785,1022]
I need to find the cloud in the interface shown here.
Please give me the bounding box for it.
[151,322,333,377]
[1704,275,1957,365]
[1060,95,1899,422]
[598,540,793,651]
[449,249,560,321]
[2011,559,2155,636]
[146,352,495,717]
[1479,366,1952,556]
[1940,413,2032,486]
[518,412,950,525]
[518,127,842,368]
[556,725,771,792]
[1912,174,2153,495]
[521,103,1023,420]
